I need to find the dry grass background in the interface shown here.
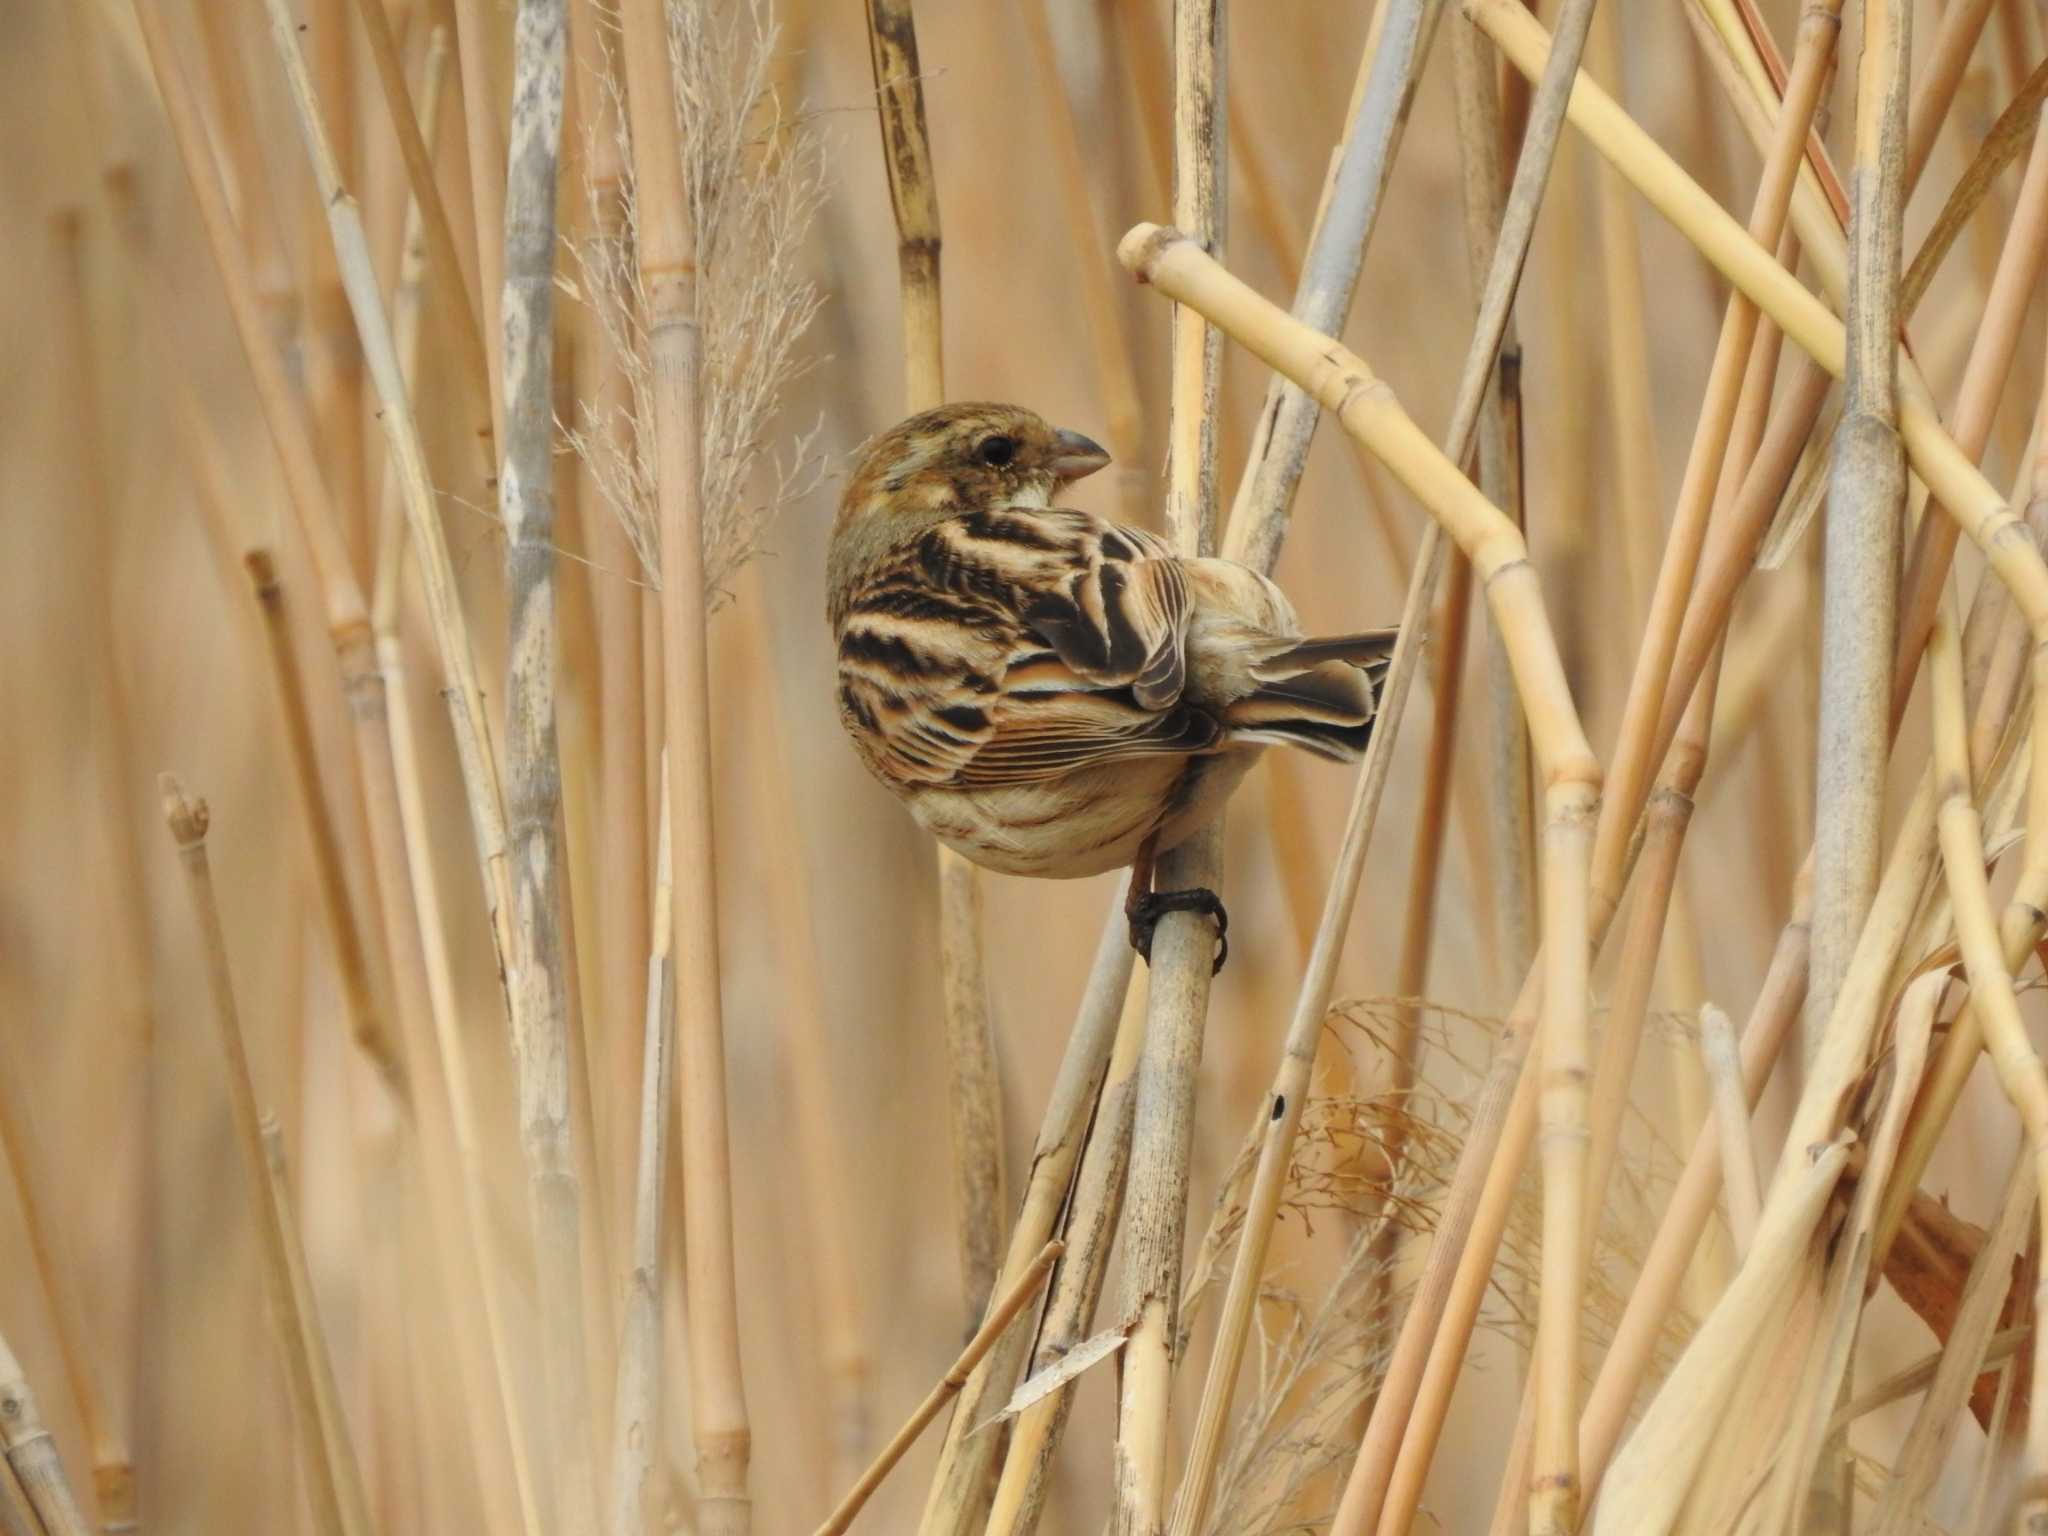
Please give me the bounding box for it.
[1,0,2045,1531]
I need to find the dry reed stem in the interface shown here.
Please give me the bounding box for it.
[1019,0,1147,525]
[0,1456,38,1536]
[1167,13,1554,1523]
[446,0,506,405]
[255,11,555,1532]
[1590,1133,1852,1533]
[0,1329,89,1536]
[985,968,1150,1536]
[1832,1327,2029,1437]
[858,0,1007,1334]
[246,552,403,1091]
[1110,9,1225,1528]
[567,0,652,1312]
[190,0,295,339]
[50,209,152,1534]
[613,0,751,1525]
[158,778,371,1536]
[919,906,1135,1533]
[1807,0,1911,1062]
[346,0,497,458]
[813,1243,1064,1536]
[610,757,673,1536]
[1118,222,1602,1536]
[259,1117,379,1536]
[495,2,602,1528]
[1222,0,1445,572]
[0,1040,120,1534]
[1696,1003,1759,1252]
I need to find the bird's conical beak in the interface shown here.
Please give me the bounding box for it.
[1049,428,1112,482]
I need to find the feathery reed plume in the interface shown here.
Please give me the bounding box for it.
[567,1,825,604]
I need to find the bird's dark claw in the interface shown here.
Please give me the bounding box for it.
[1127,887,1229,974]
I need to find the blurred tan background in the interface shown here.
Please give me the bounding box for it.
[2,0,2043,1530]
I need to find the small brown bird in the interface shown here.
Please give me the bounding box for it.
[828,403,1395,968]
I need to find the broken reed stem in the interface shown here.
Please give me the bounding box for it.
[1168,12,1552,1522]
[861,0,1008,1330]
[497,4,601,1530]
[610,758,674,1536]
[1119,221,1601,1536]
[1111,7,1224,1529]
[918,905,1135,1534]
[158,778,371,1536]
[347,0,498,458]
[0,1328,90,1536]
[1927,603,2048,1523]
[246,552,400,1090]
[1020,0,1148,525]
[614,0,751,1525]
[1807,0,1911,1062]
[986,968,1149,1536]
[814,1243,1064,1536]
[1697,1003,1760,1252]
[1223,0,1446,572]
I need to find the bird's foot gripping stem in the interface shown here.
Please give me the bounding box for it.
[1127,888,1228,974]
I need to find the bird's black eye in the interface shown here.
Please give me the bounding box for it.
[974,435,1019,469]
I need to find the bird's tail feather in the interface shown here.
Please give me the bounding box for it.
[1253,627,1399,677]
[1224,658,1379,762]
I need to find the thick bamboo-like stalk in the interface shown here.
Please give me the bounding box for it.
[1119,222,1601,1536]
[859,0,1007,1332]
[1222,0,1446,572]
[610,759,673,1536]
[985,969,1149,1536]
[0,1329,89,1536]
[1807,0,1911,1061]
[613,1,751,1526]
[1110,9,1226,1529]
[495,4,600,1530]
[346,0,497,457]
[158,779,372,1536]
[813,1243,1063,1536]
[0,1456,38,1536]
[247,552,402,1091]
[917,907,1134,1533]
[1019,0,1147,525]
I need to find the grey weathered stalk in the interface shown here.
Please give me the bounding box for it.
[1111,1,1224,1529]
[1806,0,1911,1061]
[499,5,599,1532]
[1224,0,1447,573]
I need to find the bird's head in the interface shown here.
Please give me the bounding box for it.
[834,402,1111,540]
